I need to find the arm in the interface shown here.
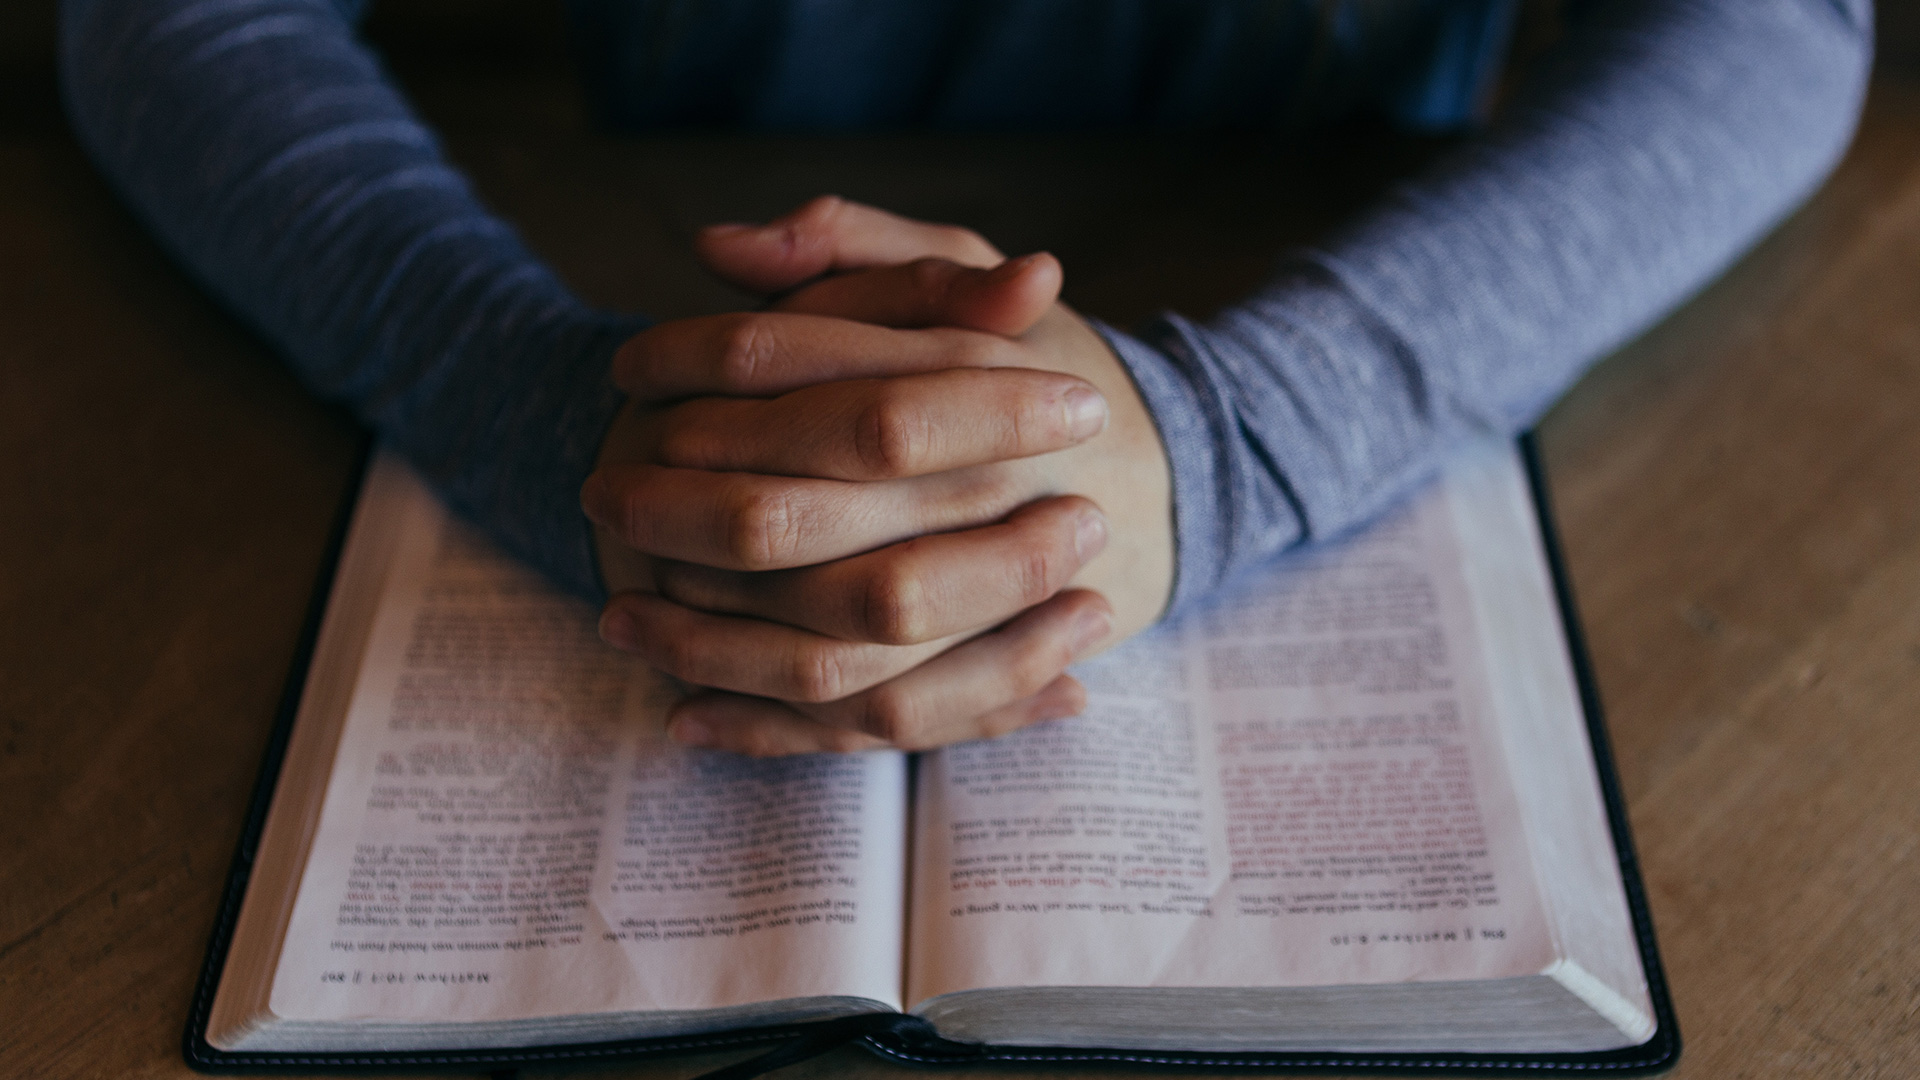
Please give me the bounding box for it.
[58,2,1126,755]
[596,0,1871,754]
[59,0,640,597]
[1118,0,1873,612]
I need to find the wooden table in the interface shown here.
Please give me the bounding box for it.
[3,24,1917,1078]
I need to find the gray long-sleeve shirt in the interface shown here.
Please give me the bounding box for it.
[59,0,1872,612]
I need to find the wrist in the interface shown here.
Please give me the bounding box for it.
[1027,309,1175,644]
[1087,314,1245,619]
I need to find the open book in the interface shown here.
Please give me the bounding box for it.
[187,438,1678,1073]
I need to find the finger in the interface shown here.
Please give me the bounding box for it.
[772,254,1061,337]
[668,676,1086,757]
[666,694,894,757]
[655,496,1110,644]
[612,312,1021,400]
[786,589,1111,750]
[598,590,956,702]
[696,195,1003,294]
[654,368,1107,480]
[582,461,1031,571]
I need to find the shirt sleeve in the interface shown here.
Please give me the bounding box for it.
[1101,0,1874,615]
[59,0,644,599]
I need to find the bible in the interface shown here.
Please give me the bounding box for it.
[185,436,1679,1074]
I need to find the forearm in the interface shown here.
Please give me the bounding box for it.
[59,0,641,598]
[1115,0,1873,613]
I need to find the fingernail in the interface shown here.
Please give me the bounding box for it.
[701,222,754,237]
[580,473,608,524]
[992,252,1040,277]
[1070,606,1111,655]
[1039,695,1086,723]
[669,715,713,747]
[599,606,637,649]
[1063,385,1108,440]
[1074,507,1109,562]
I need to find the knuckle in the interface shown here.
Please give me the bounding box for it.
[723,482,802,569]
[716,315,775,391]
[799,194,845,226]
[788,642,853,703]
[857,563,927,644]
[785,197,845,258]
[859,685,926,746]
[853,391,931,478]
[602,477,652,549]
[1009,542,1060,608]
[1004,393,1035,455]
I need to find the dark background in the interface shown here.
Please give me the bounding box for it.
[8,0,1920,132]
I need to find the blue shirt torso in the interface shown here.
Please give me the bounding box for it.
[568,0,1516,133]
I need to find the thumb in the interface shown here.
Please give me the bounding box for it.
[696,195,1004,295]
[773,253,1063,338]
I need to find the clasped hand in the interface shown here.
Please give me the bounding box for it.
[583,198,1173,755]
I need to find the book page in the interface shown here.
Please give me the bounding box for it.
[260,458,906,1035]
[1443,442,1654,1040]
[906,444,1560,1006]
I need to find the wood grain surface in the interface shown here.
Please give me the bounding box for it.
[2,20,1916,1080]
